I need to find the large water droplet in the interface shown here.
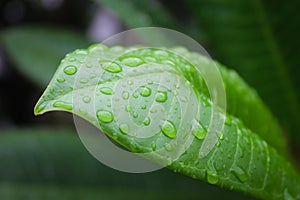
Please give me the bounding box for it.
[155,91,168,103]
[121,57,144,67]
[143,117,151,126]
[104,62,122,73]
[82,96,91,103]
[100,87,113,95]
[119,123,130,134]
[231,166,248,183]
[53,101,73,110]
[161,120,177,138]
[192,121,206,140]
[206,171,219,184]
[96,110,114,123]
[64,65,77,75]
[139,86,151,97]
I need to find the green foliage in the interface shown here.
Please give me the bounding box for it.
[185,0,300,147]
[0,128,255,200]
[34,45,300,200]
[1,26,90,87]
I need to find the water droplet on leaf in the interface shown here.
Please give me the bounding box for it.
[96,110,114,123]
[206,171,219,184]
[143,117,151,126]
[139,86,151,97]
[119,123,130,134]
[121,57,144,67]
[64,65,77,75]
[161,120,177,138]
[231,166,248,183]
[155,91,168,103]
[192,121,206,140]
[122,91,129,100]
[82,96,91,103]
[53,101,73,110]
[104,62,122,73]
[100,87,113,95]
[57,77,65,83]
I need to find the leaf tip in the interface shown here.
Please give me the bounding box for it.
[33,100,46,116]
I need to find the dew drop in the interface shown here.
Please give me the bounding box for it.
[35,103,46,113]
[206,171,219,184]
[104,62,122,73]
[147,79,153,84]
[80,79,88,84]
[119,123,130,134]
[63,65,77,75]
[122,91,129,100]
[155,91,168,103]
[133,92,138,98]
[225,115,231,126]
[161,120,177,138]
[112,132,118,139]
[56,77,65,83]
[133,112,138,118]
[79,109,87,115]
[100,87,113,95]
[53,101,73,110]
[121,57,144,67]
[143,117,151,126]
[128,80,133,85]
[96,110,113,123]
[141,104,146,109]
[231,166,248,183]
[76,50,88,55]
[179,162,185,168]
[192,121,206,140]
[139,86,151,97]
[151,142,156,151]
[165,143,173,151]
[126,105,132,112]
[68,57,76,62]
[90,73,97,79]
[219,132,224,140]
[82,96,91,103]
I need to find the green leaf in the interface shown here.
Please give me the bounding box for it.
[0,25,90,87]
[34,45,300,200]
[0,127,255,200]
[186,0,300,148]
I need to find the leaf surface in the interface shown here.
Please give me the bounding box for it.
[34,45,300,200]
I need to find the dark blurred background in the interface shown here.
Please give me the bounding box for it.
[0,0,299,199]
